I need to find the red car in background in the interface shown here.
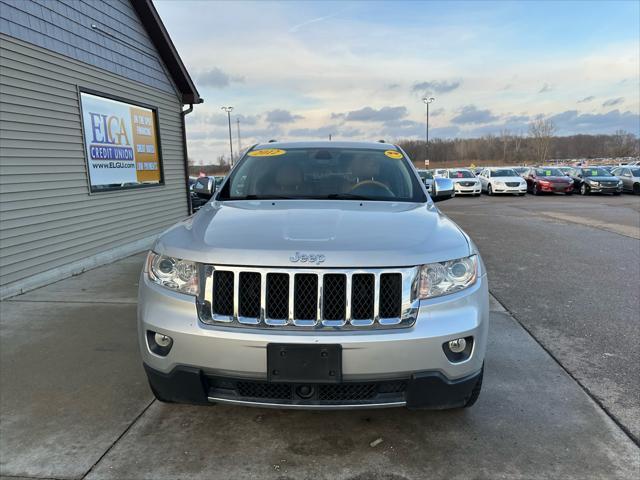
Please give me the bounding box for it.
[523,167,574,195]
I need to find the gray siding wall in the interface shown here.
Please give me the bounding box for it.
[0,33,189,292]
[0,0,177,94]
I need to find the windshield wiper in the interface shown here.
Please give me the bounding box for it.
[325,193,375,200]
[227,194,300,200]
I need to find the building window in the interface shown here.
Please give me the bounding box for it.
[79,90,164,192]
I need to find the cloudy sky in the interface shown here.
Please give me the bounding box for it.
[154,0,640,164]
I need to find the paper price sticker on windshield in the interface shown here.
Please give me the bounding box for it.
[384,150,403,159]
[545,170,552,175]
[248,149,287,157]
[591,170,598,175]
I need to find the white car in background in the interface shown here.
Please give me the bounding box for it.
[478,168,527,195]
[433,168,448,178]
[445,168,481,196]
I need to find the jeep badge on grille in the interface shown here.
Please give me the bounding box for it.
[290,252,326,265]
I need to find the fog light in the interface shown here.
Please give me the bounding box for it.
[147,330,173,356]
[154,333,172,347]
[448,338,466,353]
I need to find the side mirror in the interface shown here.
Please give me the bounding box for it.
[193,177,215,199]
[432,177,455,202]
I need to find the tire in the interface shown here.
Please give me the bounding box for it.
[580,183,589,195]
[519,193,526,196]
[463,365,484,408]
[565,191,572,196]
[613,192,621,196]
[532,183,539,195]
[633,183,640,195]
[487,184,493,196]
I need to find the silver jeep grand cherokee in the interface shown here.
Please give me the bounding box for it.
[139,141,489,409]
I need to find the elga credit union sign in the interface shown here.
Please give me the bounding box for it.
[80,92,163,191]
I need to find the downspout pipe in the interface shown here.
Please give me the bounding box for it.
[181,103,194,214]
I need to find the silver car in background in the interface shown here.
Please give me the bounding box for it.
[139,141,488,410]
[611,166,640,194]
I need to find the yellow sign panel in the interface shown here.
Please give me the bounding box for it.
[130,107,161,183]
[384,150,403,159]
[248,149,287,157]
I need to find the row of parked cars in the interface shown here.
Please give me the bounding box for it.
[418,164,640,196]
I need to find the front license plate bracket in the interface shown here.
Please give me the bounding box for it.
[267,344,342,383]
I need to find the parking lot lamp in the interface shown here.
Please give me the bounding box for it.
[221,106,234,165]
[422,97,435,165]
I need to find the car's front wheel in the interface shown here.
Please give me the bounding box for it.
[487,184,493,195]
[633,183,640,195]
[580,183,589,195]
[533,183,540,195]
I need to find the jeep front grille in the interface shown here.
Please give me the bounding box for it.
[197,266,420,330]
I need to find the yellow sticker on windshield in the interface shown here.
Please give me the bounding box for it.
[248,149,287,157]
[384,150,403,159]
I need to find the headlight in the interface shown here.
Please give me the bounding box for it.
[494,181,504,187]
[618,180,623,186]
[419,255,478,299]
[147,252,199,296]
[590,181,599,186]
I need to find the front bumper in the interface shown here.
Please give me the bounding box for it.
[588,184,622,193]
[143,363,483,409]
[454,184,481,195]
[492,185,526,194]
[138,271,489,407]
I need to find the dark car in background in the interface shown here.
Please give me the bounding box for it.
[523,167,573,195]
[567,167,622,195]
[416,169,434,193]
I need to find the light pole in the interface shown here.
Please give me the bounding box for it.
[221,106,234,165]
[422,97,435,166]
[236,117,241,154]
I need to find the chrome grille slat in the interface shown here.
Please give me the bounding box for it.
[198,265,419,330]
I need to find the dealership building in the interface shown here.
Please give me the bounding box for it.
[0,0,202,298]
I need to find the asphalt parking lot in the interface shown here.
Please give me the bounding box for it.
[439,192,640,443]
[1,194,639,480]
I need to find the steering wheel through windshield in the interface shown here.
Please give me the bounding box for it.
[348,180,395,197]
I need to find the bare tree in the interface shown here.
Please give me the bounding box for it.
[608,130,638,157]
[528,119,556,163]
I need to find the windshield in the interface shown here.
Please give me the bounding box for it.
[582,168,612,177]
[490,169,517,177]
[535,168,564,176]
[513,167,527,173]
[219,147,426,202]
[450,170,474,178]
[417,170,433,180]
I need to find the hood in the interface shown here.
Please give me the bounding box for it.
[451,177,478,183]
[155,200,471,268]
